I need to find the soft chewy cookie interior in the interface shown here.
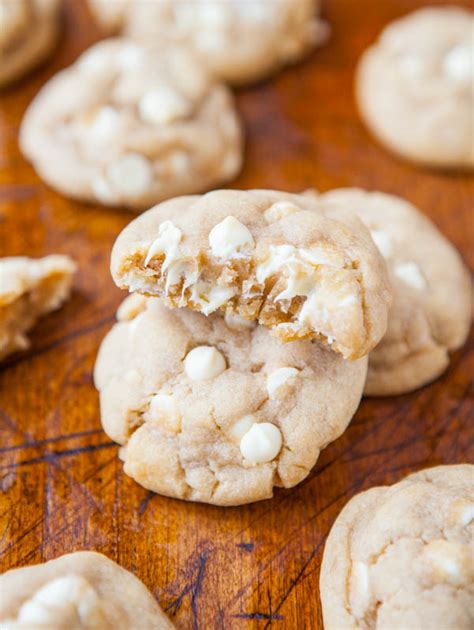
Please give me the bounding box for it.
[111,190,391,360]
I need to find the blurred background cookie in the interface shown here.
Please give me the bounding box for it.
[0,0,61,88]
[321,188,472,396]
[356,7,474,170]
[87,0,329,85]
[20,38,243,210]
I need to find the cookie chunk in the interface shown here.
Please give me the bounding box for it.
[356,7,474,169]
[20,39,242,210]
[0,0,60,88]
[94,295,367,506]
[111,189,391,360]
[320,189,472,396]
[320,465,474,630]
[0,256,76,361]
[88,0,328,85]
[0,551,174,629]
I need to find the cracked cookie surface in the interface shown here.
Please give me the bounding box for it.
[94,295,367,506]
[320,465,474,630]
[356,7,474,169]
[111,189,391,360]
[0,551,174,629]
[319,188,472,396]
[20,38,242,210]
[87,0,329,85]
[0,0,60,88]
[0,255,76,361]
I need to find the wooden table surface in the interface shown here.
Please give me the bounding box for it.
[0,0,472,628]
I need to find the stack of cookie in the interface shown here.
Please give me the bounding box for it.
[93,188,471,507]
[93,188,388,506]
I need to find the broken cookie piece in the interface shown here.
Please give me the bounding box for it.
[0,255,76,361]
[94,295,367,506]
[111,189,391,360]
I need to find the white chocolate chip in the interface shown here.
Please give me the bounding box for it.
[139,86,191,125]
[264,200,301,223]
[255,243,358,343]
[266,367,299,399]
[147,393,181,433]
[91,175,118,205]
[370,229,393,258]
[189,281,236,315]
[443,44,473,83]
[224,312,256,331]
[349,561,371,619]
[184,346,226,381]
[456,501,474,527]
[208,216,254,260]
[239,422,282,464]
[256,244,346,305]
[228,415,255,442]
[424,540,471,585]
[394,261,427,290]
[145,220,182,267]
[89,105,121,140]
[79,47,111,76]
[299,246,344,266]
[106,153,153,198]
[17,600,60,625]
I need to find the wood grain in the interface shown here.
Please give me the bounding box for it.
[0,1,472,628]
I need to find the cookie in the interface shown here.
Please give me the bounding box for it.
[0,255,76,361]
[20,39,242,211]
[88,0,329,85]
[320,465,474,630]
[93,295,367,506]
[319,188,472,396]
[0,0,60,88]
[356,7,474,170]
[0,551,174,628]
[110,189,391,359]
